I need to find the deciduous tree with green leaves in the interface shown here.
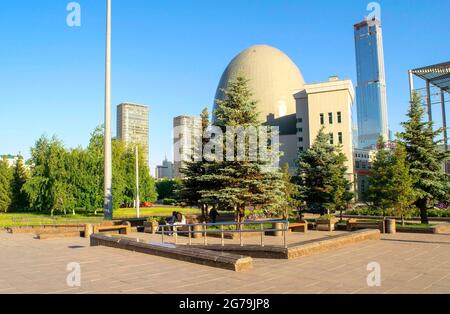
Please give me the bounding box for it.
[367,137,417,223]
[0,157,13,212]
[281,163,301,220]
[367,136,395,216]
[390,141,417,225]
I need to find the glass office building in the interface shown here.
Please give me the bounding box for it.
[354,18,389,148]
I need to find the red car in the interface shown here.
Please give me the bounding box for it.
[141,202,154,208]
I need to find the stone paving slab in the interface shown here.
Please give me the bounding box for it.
[0,232,450,293]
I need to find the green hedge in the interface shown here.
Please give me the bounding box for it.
[347,207,450,218]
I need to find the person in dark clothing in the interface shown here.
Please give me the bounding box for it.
[209,208,220,223]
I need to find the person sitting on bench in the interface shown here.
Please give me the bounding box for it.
[165,212,178,236]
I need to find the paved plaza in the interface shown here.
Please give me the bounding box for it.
[0,231,449,294]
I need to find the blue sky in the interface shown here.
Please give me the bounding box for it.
[1,0,449,173]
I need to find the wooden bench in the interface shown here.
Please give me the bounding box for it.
[346,219,384,232]
[288,222,308,233]
[93,223,131,235]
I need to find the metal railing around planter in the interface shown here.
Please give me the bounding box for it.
[158,220,289,249]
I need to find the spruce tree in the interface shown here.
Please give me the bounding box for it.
[180,77,286,222]
[295,128,352,215]
[11,156,29,210]
[399,92,450,224]
[178,107,212,220]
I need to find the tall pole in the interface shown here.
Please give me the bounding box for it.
[442,89,448,152]
[426,79,433,123]
[136,145,140,219]
[408,70,414,102]
[104,0,113,220]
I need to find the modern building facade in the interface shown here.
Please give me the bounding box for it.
[353,148,376,201]
[354,18,389,148]
[214,45,356,179]
[173,115,202,178]
[155,157,174,180]
[117,103,150,166]
[295,77,355,177]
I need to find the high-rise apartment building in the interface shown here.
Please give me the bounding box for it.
[117,103,149,166]
[354,18,389,148]
[173,115,202,178]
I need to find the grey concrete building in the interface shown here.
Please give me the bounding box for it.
[117,103,150,166]
[173,115,202,178]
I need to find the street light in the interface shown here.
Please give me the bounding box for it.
[104,0,113,220]
[136,145,140,218]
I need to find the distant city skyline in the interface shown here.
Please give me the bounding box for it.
[1,0,449,171]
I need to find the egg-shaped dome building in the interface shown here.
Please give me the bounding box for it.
[214,45,305,122]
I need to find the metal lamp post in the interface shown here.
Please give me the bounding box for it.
[136,146,140,218]
[104,0,113,220]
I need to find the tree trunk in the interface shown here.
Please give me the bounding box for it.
[201,204,205,222]
[416,198,429,224]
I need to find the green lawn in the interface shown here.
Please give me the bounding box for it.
[0,213,104,227]
[0,207,202,228]
[396,222,435,229]
[113,207,201,218]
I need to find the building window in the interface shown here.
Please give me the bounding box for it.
[356,161,360,168]
[320,113,324,125]
[338,132,343,144]
[298,137,303,143]
[297,128,303,133]
[329,133,334,145]
[299,147,304,152]
[297,118,303,123]
[337,112,342,123]
[328,113,333,124]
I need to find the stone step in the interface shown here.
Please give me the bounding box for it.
[36,231,82,240]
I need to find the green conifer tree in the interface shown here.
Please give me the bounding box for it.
[399,92,450,224]
[295,128,352,215]
[11,156,29,210]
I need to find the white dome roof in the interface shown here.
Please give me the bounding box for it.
[214,45,305,122]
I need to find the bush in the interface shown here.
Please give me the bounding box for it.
[162,198,177,205]
[318,214,335,221]
[347,206,450,218]
[428,208,450,217]
[347,207,381,216]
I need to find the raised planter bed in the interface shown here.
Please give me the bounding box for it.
[90,234,253,272]
[396,223,450,234]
